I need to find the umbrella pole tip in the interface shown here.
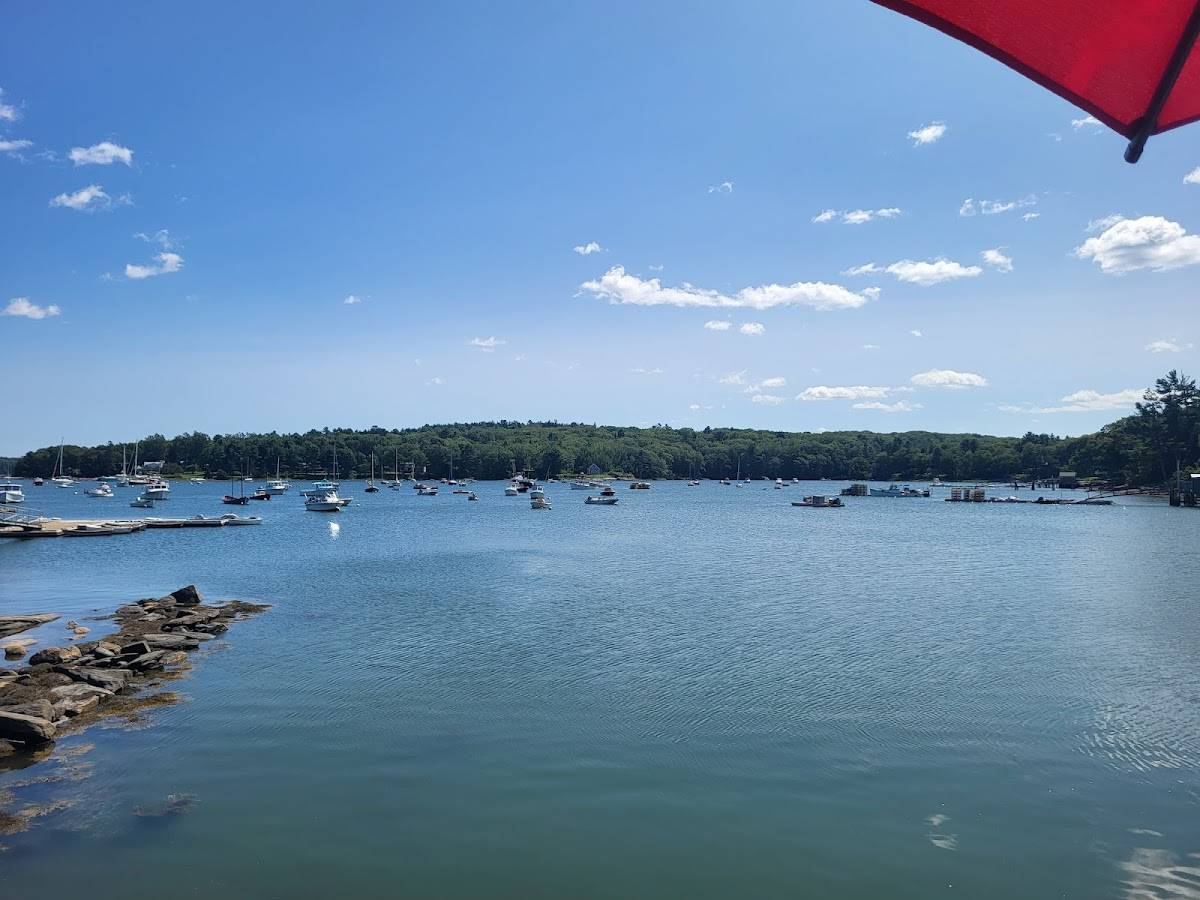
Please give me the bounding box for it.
[1124,137,1145,164]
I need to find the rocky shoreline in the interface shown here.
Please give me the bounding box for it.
[0,585,268,760]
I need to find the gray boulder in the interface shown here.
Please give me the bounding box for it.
[167,585,203,607]
[140,634,200,651]
[29,645,82,666]
[59,666,132,693]
[50,683,113,701]
[0,710,56,744]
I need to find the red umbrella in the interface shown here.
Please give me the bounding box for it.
[870,1,1200,162]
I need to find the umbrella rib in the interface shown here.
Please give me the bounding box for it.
[1125,0,1200,163]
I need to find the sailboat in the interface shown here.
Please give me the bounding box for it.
[127,441,152,485]
[99,444,129,485]
[266,458,290,494]
[223,466,250,505]
[365,454,380,492]
[51,439,75,487]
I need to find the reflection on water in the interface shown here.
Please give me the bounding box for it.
[1,480,1199,899]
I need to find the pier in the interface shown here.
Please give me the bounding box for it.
[0,507,243,538]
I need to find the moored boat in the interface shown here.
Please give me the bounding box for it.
[584,495,619,505]
[531,495,551,509]
[0,481,25,504]
[792,495,843,508]
[84,483,114,498]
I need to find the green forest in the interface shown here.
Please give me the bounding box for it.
[13,371,1199,486]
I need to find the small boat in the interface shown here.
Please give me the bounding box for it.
[303,486,346,511]
[531,496,551,509]
[0,481,25,503]
[130,495,155,508]
[452,488,471,494]
[186,515,228,527]
[505,483,519,496]
[792,495,844,508]
[629,481,650,490]
[248,489,271,501]
[223,494,250,505]
[931,477,944,487]
[417,484,439,496]
[775,478,784,489]
[584,495,619,505]
[65,523,133,536]
[33,477,44,486]
[720,478,731,485]
[50,439,75,487]
[599,486,616,498]
[530,486,545,500]
[85,483,114,498]
[467,492,478,501]
[869,484,902,497]
[219,513,262,525]
[689,480,700,486]
[570,481,591,490]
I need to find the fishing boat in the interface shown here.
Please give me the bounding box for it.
[530,485,545,500]
[0,481,25,504]
[144,481,170,500]
[248,488,271,501]
[584,495,619,505]
[130,495,155,508]
[303,484,348,511]
[792,495,844,508]
[505,483,519,496]
[85,483,114,498]
[531,495,551,509]
[219,513,262,525]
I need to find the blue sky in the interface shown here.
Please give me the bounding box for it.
[2,1,1198,455]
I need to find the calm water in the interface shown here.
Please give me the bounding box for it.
[2,480,1199,898]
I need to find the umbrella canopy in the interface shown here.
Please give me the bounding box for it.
[871,0,1200,162]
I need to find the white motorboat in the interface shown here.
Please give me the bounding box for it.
[504,483,519,496]
[130,495,155,508]
[584,495,618,505]
[570,481,591,490]
[303,490,344,511]
[775,478,784,489]
[219,513,262,525]
[85,483,114,498]
[417,484,439,496]
[530,486,545,499]
[531,496,551,509]
[145,481,170,500]
[689,480,700,486]
[0,481,24,504]
[467,491,478,501]
[629,481,650,490]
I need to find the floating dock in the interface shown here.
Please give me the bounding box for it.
[0,508,242,538]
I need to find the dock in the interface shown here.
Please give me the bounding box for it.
[0,507,241,538]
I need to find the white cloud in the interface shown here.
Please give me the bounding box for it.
[343,294,362,305]
[910,369,988,389]
[630,366,664,375]
[815,207,903,225]
[1075,215,1200,274]
[135,229,175,250]
[1001,388,1141,414]
[982,248,1013,272]
[707,180,733,194]
[0,138,32,154]
[3,297,60,319]
[468,336,506,352]
[908,122,946,145]
[853,401,921,412]
[1071,114,1102,131]
[703,319,732,331]
[846,258,982,287]
[573,241,603,256]
[739,322,765,335]
[1023,212,1040,221]
[718,371,748,386]
[751,393,786,405]
[125,252,183,280]
[1145,339,1192,353]
[1185,167,1200,186]
[581,265,872,311]
[909,329,923,337]
[862,343,880,351]
[798,385,892,401]
[759,376,787,389]
[69,141,133,166]
[50,184,118,212]
[1086,214,1125,233]
[959,196,1036,217]
[0,87,18,122]
[427,376,446,386]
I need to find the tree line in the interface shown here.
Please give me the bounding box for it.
[12,371,1198,486]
